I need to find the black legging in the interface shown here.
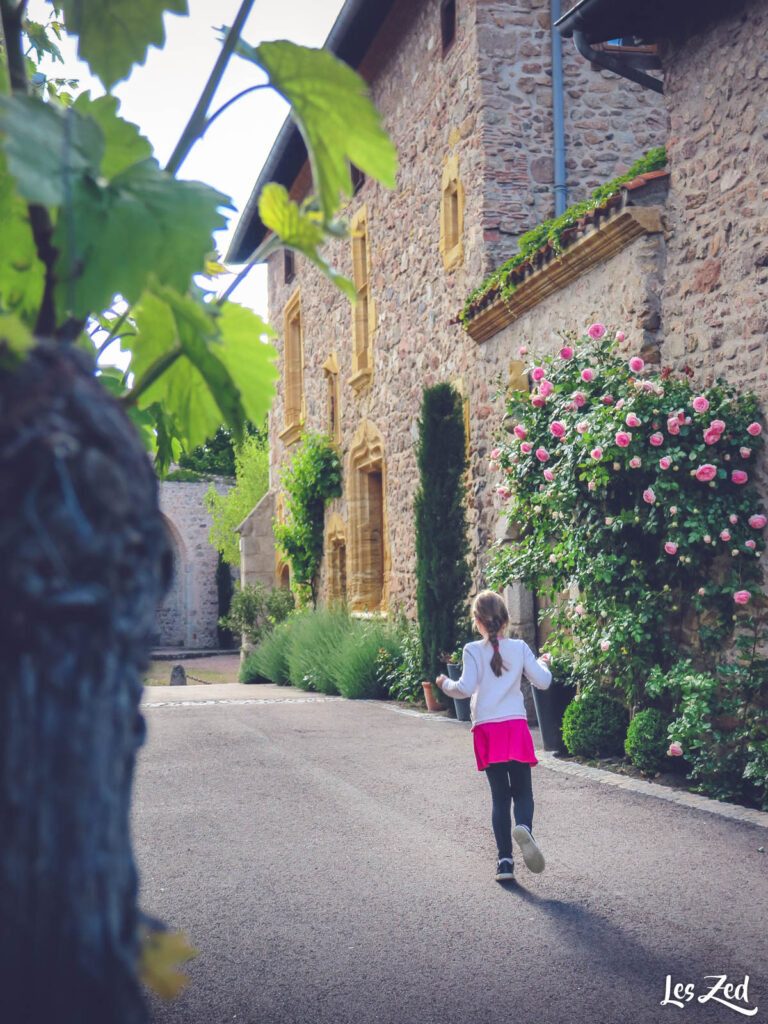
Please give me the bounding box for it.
[484,760,534,860]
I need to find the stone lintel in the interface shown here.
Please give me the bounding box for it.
[466,205,666,344]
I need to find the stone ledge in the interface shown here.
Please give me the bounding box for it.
[466,204,666,342]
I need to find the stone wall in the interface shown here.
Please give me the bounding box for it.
[237,491,277,589]
[659,0,768,397]
[157,479,234,649]
[263,0,668,618]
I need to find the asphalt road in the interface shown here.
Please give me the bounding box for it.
[133,686,768,1024]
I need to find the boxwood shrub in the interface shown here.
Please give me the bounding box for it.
[561,688,628,758]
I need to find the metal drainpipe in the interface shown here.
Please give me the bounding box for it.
[550,0,567,216]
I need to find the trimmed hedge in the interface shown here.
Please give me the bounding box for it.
[561,688,628,758]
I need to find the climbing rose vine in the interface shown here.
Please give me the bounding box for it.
[488,326,767,706]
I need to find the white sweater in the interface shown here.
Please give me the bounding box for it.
[441,637,551,727]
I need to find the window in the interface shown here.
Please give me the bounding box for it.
[350,164,365,194]
[323,352,341,445]
[440,154,464,271]
[349,206,374,390]
[441,0,456,55]
[326,513,347,604]
[279,288,304,444]
[284,248,295,284]
[348,421,388,612]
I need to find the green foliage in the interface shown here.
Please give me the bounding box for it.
[205,433,269,566]
[164,468,207,482]
[624,708,673,774]
[376,614,424,703]
[233,38,397,222]
[215,553,235,648]
[242,618,294,686]
[57,0,188,91]
[178,421,266,477]
[273,433,342,602]
[461,147,667,327]
[218,581,294,646]
[489,327,766,708]
[415,383,472,681]
[0,9,396,479]
[561,688,628,758]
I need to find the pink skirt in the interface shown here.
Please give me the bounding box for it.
[472,718,538,771]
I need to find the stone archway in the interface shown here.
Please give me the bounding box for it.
[155,515,189,647]
[347,421,390,612]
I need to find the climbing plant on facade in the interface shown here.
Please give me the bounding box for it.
[273,432,342,606]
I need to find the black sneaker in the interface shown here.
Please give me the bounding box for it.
[495,857,515,881]
[513,824,545,873]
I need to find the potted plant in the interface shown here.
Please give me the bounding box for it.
[529,656,578,754]
[444,648,472,722]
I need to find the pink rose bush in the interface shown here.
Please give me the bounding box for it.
[488,323,767,752]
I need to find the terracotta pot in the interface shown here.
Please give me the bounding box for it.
[422,681,442,712]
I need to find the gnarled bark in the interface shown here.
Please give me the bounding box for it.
[0,344,170,1023]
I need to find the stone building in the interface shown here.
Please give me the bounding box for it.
[227,0,666,627]
[156,478,234,649]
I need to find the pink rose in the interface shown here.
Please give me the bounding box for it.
[543,468,554,482]
[629,457,642,469]
[730,514,739,524]
[613,462,621,471]
[703,535,711,544]
[749,514,767,529]
[531,366,545,382]
[531,395,546,408]
[629,356,644,372]
[588,323,606,339]
[695,464,717,482]
[513,425,527,440]
[668,742,683,757]
[550,421,566,438]
[590,447,603,461]
[496,487,511,499]
[520,442,533,454]
[703,428,720,445]
[740,447,751,459]
[747,422,762,436]
[746,539,757,550]
[677,411,686,424]
[732,470,748,484]
[720,530,731,542]
[581,368,594,383]
[615,431,631,448]
[602,395,614,405]
[576,421,589,434]
[616,330,626,342]
[518,346,528,356]
[573,391,586,407]
[625,413,641,428]
[698,588,706,596]
[600,639,611,651]
[710,419,725,434]
[659,456,672,470]
[560,346,574,359]
[535,447,550,462]
[539,380,554,398]
[643,488,656,504]
[650,433,664,447]
[667,420,680,435]
[692,396,710,413]
[664,541,678,555]
[734,590,751,605]
[587,480,596,491]
[490,448,501,460]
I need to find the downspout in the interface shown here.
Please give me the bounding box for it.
[550,0,567,216]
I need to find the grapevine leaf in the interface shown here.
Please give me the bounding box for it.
[258,183,355,300]
[0,162,45,321]
[72,93,152,179]
[139,927,197,1000]
[232,39,397,220]
[0,312,35,365]
[213,301,280,428]
[57,0,189,91]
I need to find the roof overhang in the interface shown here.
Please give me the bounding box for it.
[226,0,401,264]
[556,0,741,44]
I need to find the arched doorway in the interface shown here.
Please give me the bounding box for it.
[156,516,189,647]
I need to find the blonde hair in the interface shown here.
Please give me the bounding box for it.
[472,590,509,676]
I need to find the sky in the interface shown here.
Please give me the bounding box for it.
[28,0,346,345]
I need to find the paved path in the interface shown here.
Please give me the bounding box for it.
[134,686,768,1024]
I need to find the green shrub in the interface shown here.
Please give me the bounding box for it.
[378,615,424,703]
[625,708,673,774]
[220,582,294,646]
[332,618,391,700]
[244,620,293,685]
[239,652,270,684]
[561,687,628,758]
[285,606,349,692]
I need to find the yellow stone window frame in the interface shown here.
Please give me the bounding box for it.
[278,286,304,446]
[323,351,342,445]
[347,421,389,613]
[325,512,347,604]
[348,205,375,393]
[440,153,465,272]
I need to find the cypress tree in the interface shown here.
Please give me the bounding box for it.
[414,383,472,684]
